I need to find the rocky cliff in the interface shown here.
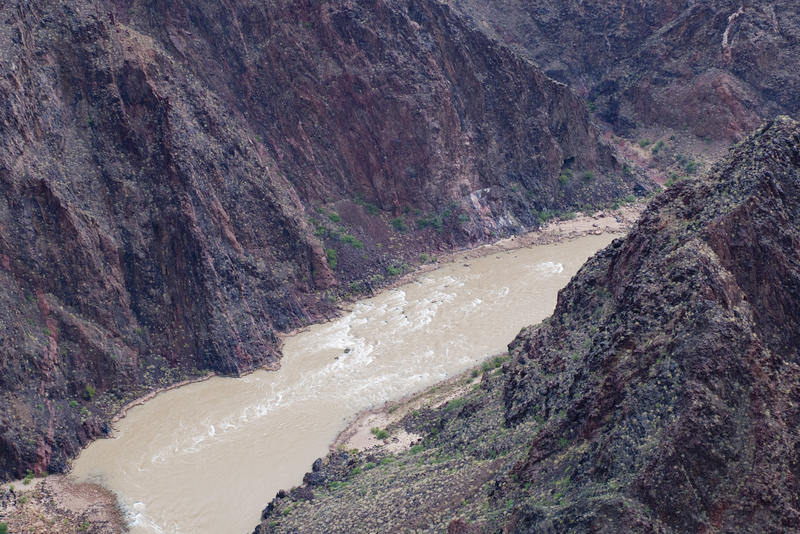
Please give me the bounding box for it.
[257,118,800,533]
[453,0,800,141]
[0,0,644,481]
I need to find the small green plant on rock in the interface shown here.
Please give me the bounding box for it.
[0,521,8,534]
[386,264,404,277]
[325,248,337,270]
[23,469,34,485]
[370,427,389,440]
[340,233,364,249]
[390,217,407,232]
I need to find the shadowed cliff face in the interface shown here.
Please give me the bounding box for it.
[0,0,642,480]
[256,118,800,533]
[453,0,800,140]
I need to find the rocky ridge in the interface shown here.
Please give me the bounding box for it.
[256,118,800,533]
[0,0,646,480]
[452,0,800,141]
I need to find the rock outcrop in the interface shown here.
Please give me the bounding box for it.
[257,118,800,533]
[0,0,642,480]
[453,0,800,140]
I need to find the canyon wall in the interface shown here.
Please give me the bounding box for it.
[0,0,641,480]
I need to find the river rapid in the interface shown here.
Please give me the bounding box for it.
[70,234,615,534]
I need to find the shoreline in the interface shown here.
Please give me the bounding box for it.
[330,351,508,454]
[281,204,643,339]
[1,204,643,533]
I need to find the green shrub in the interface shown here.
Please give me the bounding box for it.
[532,208,556,224]
[684,159,700,174]
[349,281,362,293]
[390,217,407,232]
[328,212,341,223]
[410,443,425,455]
[354,194,380,215]
[370,427,389,440]
[325,248,337,270]
[582,170,595,181]
[416,215,443,231]
[23,469,34,485]
[68,400,79,408]
[445,398,467,411]
[0,522,7,534]
[386,264,403,277]
[84,384,96,401]
[638,139,652,148]
[340,233,364,249]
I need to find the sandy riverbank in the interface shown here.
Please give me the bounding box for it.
[0,204,643,534]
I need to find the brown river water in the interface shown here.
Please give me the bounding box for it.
[70,234,614,534]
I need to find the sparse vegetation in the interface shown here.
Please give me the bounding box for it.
[416,214,443,231]
[386,264,404,276]
[354,195,380,215]
[370,427,389,440]
[23,469,34,484]
[531,208,556,224]
[390,217,407,232]
[340,233,364,249]
[325,248,338,270]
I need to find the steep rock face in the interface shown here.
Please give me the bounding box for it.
[129,0,636,226]
[453,0,800,140]
[503,117,800,532]
[257,118,800,533]
[0,0,640,480]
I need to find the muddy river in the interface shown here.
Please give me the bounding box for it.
[70,234,614,533]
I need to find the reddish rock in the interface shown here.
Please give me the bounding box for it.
[0,0,643,480]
